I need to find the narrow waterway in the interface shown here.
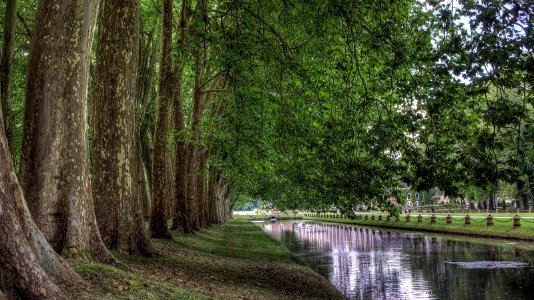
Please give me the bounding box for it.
[260,221,534,300]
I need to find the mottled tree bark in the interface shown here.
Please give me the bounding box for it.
[207,169,217,225]
[186,146,200,229]
[140,128,153,218]
[192,77,224,228]
[184,48,205,231]
[171,0,193,233]
[92,0,153,256]
[136,28,155,105]
[149,0,173,239]
[166,140,176,222]
[206,171,214,225]
[131,135,155,255]
[172,66,190,232]
[172,72,192,233]
[0,0,17,154]
[207,168,232,225]
[196,149,208,227]
[136,30,158,219]
[19,0,114,263]
[172,141,189,232]
[136,139,150,219]
[1,98,78,299]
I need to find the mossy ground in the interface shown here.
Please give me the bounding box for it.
[66,219,344,300]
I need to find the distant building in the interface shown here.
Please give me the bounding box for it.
[433,193,450,204]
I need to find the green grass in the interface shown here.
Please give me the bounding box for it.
[352,210,534,217]
[233,214,304,220]
[68,219,343,300]
[68,260,207,300]
[305,214,534,241]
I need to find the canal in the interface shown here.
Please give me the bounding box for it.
[260,221,534,299]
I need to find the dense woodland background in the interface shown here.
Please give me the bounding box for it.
[0,0,532,298]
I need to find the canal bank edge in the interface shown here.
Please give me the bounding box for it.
[304,215,534,242]
[68,219,345,300]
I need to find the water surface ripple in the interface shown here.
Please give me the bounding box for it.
[260,221,534,300]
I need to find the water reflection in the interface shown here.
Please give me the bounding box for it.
[262,222,534,299]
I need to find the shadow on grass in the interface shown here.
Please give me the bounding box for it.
[69,219,344,300]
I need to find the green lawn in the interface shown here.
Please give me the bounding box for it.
[233,214,304,220]
[305,213,534,241]
[351,210,534,218]
[68,219,343,300]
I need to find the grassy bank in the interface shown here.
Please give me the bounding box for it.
[233,214,303,218]
[67,219,343,300]
[233,214,304,221]
[367,211,534,218]
[304,214,534,241]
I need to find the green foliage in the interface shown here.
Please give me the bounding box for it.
[0,0,36,169]
[1,0,531,212]
[210,0,533,211]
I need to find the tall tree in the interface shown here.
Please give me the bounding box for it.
[0,0,18,154]
[92,0,153,255]
[185,50,203,230]
[150,0,174,239]
[19,0,114,262]
[136,23,159,219]
[196,149,209,226]
[0,97,78,300]
[172,68,190,231]
[171,0,192,233]
[207,167,233,224]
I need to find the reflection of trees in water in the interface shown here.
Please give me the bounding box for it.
[264,222,433,298]
[262,222,534,300]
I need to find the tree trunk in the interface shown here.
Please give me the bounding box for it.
[166,142,176,222]
[207,168,216,225]
[206,169,215,225]
[172,140,189,231]
[19,0,114,263]
[170,0,194,232]
[171,65,190,232]
[137,139,151,219]
[0,0,17,155]
[196,149,208,227]
[207,169,232,225]
[488,188,496,211]
[136,28,155,106]
[1,98,78,299]
[131,135,155,256]
[149,0,173,239]
[186,142,199,230]
[517,180,529,210]
[92,0,153,256]
[184,47,205,231]
[136,29,158,220]
[141,127,153,218]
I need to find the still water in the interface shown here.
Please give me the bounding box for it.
[260,221,534,300]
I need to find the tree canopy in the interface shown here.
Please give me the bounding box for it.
[209,0,533,212]
[1,0,532,218]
